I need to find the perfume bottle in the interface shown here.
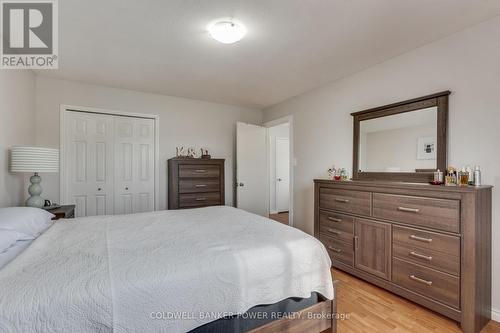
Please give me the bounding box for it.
[458,167,469,186]
[466,165,474,185]
[474,165,482,186]
[445,167,457,186]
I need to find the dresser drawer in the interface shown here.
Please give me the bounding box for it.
[319,188,371,216]
[179,192,221,208]
[393,243,459,276]
[320,235,353,267]
[319,211,354,245]
[179,178,221,193]
[393,225,460,276]
[373,193,460,233]
[393,258,459,309]
[179,164,220,178]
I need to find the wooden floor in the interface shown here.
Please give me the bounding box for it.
[333,268,500,333]
[269,212,289,224]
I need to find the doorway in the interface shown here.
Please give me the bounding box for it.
[268,123,290,225]
[235,116,293,226]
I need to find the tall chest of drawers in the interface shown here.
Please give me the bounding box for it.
[168,158,225,209]
[314,180,492,333]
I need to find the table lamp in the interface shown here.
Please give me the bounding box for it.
[10,146,59,208]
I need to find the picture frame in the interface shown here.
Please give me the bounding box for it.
[417,136,436,160]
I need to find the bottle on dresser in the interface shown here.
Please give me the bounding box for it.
[466,165,474,185]
[474,165,482,186]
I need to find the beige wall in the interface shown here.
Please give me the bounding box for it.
[264,16,500,317]
[35,76,263,209]
[0,70,36,207]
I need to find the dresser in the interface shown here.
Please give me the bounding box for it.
[168,158,225,209]
[314,180,492,333]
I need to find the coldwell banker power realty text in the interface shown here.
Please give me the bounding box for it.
[1,0,58,69]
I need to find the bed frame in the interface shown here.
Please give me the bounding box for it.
[248,281,338,333]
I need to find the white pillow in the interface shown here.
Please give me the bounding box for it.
[0,207,55,240]
[0,229,22,253]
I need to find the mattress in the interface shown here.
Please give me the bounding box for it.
[0,206,333,332]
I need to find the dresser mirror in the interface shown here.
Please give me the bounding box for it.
[352,91,450,182]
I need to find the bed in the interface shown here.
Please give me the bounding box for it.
[0,206,336,333]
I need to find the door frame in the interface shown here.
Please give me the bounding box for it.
[59,104,160,211]
[264,116,294,226]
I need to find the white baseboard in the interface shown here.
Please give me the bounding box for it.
[492,307,500,323]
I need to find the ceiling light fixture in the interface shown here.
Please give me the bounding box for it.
[208,20,247,44]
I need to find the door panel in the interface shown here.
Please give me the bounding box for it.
[65,111,114,217]
[354,218,392,280]
[236,122,268,216]
[275,137,290,212]
[114,116,155,215]
[95,195,107,216]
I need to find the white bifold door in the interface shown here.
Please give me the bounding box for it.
[114,116,155,215]
[64,111,155,217]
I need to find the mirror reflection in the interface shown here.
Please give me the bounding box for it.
[359,107,437,173]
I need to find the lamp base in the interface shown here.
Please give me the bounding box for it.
[26,173,44,208]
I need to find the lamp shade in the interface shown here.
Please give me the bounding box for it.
[10,146,59,173]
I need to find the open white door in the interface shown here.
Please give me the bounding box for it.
[276,138,290,213]
[236,122,268,216]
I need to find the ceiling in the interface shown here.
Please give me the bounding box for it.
[36,0,500,109]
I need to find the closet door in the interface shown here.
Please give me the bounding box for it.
[114,116,155,214]
[65,111,114,217]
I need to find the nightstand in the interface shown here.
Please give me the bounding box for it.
[48,205,76,220]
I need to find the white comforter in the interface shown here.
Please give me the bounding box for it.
[0,206,333,333]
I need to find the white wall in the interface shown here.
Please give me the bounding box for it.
[268,123,289,213]
[264,16,500,317]
[0,70,36,207]
[34,76,263,209]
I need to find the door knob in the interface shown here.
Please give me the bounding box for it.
[277,178,282,182]
[238,183,244,187]
[125,187,129,190]
[98,187,102,191]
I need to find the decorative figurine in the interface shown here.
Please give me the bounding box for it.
[201,148,211,159]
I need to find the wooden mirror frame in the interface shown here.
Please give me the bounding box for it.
[351,91,450,183]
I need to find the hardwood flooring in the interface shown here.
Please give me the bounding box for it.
[333,268,500,333]
[269,212,289,225]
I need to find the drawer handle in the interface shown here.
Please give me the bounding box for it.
[409,275,433,286]
[327,228,340,235]
[195,197,207,201]
[354,236,359,250]
[328,246,342,253]
[398,206,420,213]
[334,198,350,203]
[409,235,433,243]
[195,169,206,173]
[409,251,433,261]
[195,184,207,187]
[328,217,342,222]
